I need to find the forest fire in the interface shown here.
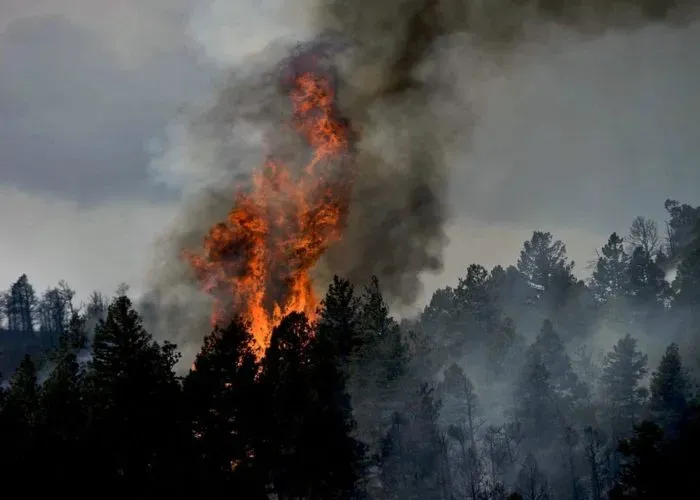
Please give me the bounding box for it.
[183,54,355,352]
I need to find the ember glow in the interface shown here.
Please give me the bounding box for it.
[183,58,355,352]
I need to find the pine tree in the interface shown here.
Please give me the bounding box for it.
[590,233,629,303]
[5,274,38,332]
[0,354,40,474]
[453,264,500,345]
[184,316,265,498]
[514,350,562,449]
[260,312,315,499]
[441,364,485,499]
[625,247,669,310]
[380,384,445,500]
[305,277,367,499]
[316,275,361,361]
[355,275,407,387]
[40,315,87,489]
[648,343,691,433]
[608,422,665,500]
[600,335,649,440]
[517,231,575,293]
[530,320,589,406]
[663,199,700,260]
[674,245,700,311]
[351,277,408,455]
[440,363,481,449]
[84,295,182,490]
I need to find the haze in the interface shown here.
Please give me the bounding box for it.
[1,0,698,309]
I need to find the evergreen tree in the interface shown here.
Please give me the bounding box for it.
[663,199,700,260]
[648,343,691,433]
[608,421,665,500]
[487,316,520,375]
[316,275,361,361]
[530,319,588,404]
[184,316,264,498]
[440,363,481,449]
[5,274,38,332]
[517,231,575,293]
[40,315,87,489]
[0,354,40,475]
[380,384,445,500]
[83,296,182,491]
[674,245,700,311]
[453,264,500,345]
[600,334,649,440]
[306,277,367,499]
[590,233,629,303]
[513,350,562,449]
[355,276,407,387]
[625,247,669,310]
[260,312,315,499]
[350,277,408,455]
[610,405,700,500]
[421,286,457,335]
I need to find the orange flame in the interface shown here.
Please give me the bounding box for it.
[183,63,354,353]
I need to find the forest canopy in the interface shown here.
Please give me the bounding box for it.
[1,197,699,499]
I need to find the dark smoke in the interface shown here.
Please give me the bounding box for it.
[310,0,695,306]
[145,0,697,359]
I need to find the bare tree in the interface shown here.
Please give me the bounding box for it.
[38,287,69,335]
[516,453,549,500]
[627,216,660,256]
[57,280,77,315]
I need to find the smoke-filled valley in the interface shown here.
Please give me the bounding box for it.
[2,0,700,498]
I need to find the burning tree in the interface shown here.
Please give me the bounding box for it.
[183,50,357,352]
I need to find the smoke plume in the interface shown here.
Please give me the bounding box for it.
[146,0,696,355]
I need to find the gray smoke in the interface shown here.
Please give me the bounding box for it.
[145,0,697,358]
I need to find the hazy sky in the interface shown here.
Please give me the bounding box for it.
[1,0,698,310]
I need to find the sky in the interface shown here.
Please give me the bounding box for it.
[1,0,699,312]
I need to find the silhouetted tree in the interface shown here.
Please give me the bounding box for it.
[600,334,649,440]
[530,319,589,405]
[184,316,265,498]
[40,317,87,488]
[625,247,669,310]
[514,350,561,450]
[305,277,367,499]
[648,343,691,434]
[83,296,182,491]
[627,217,660,257]
[0,354,40,475]
[591,233,629,303]
[663,199,700,259]
[5,274,37,332]
[517,232,575,294]
[260,313,316,499]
